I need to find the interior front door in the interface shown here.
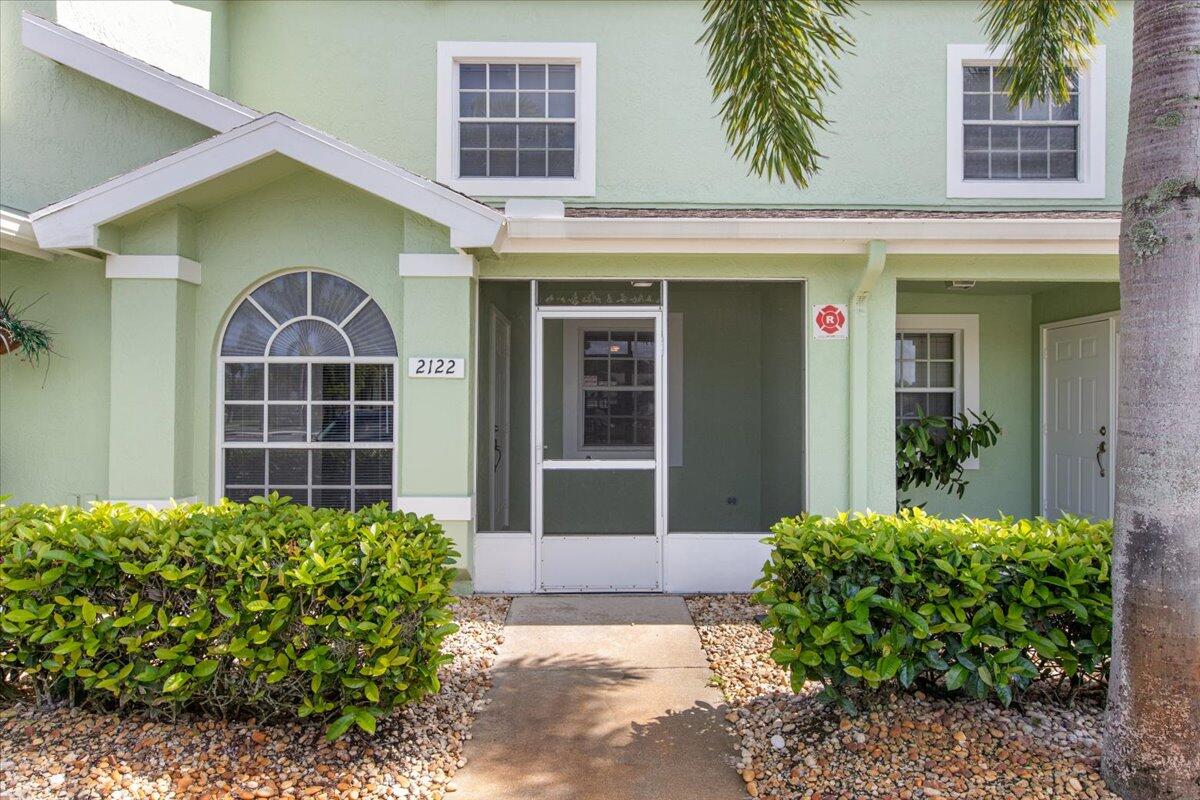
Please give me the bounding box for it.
[534,306,665,592]
[489,307,511,531]
[1043,317,1115,519]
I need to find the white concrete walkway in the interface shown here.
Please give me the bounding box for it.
[454,595,744,800]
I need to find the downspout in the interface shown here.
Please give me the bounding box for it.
[849,240,887,510]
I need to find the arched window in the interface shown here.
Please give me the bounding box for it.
[218,270,398,510]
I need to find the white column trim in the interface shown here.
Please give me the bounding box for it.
[398,253,477,278]
[395,495,474,521]
[106,255,201,284]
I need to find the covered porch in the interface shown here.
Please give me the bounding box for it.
[470,214,1120,593]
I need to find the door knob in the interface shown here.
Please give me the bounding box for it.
[1096,440,1107,477]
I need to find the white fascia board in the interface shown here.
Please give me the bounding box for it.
[29,114,505,250]
[106,255,202,284]
[21,11,257,133]
[494,216,1120,255]
[0,208,54,260]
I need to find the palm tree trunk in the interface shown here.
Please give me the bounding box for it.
[1102,2,1200,797]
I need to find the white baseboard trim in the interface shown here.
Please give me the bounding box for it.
[110,496,199,509]
[663,532,771,594]
[398,253,476,278]
[471,531,771,594]
[106,255,201,284]
[474,531,534,593]
[395,495,473,521]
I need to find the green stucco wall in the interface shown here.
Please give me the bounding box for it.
[223,0,1131,208]
[0,251,110,504]
[0,0,211,214]
[896,291,1035,517]
[186,170,411,502]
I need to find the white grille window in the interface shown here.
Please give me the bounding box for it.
[437,42,596,196]
[946,45,1105,199]
[962,66,1079,181]
[458,63,576,179]
[581,329,656,448]
[219,270,398,510]
[895,331,959,424]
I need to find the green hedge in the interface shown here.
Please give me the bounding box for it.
[755,510,1111,707]
[0,494,459,739]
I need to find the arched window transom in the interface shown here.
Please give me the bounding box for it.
[218,270,398,510]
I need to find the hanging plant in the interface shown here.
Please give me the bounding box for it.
[896,407,1002,508]
[0,290,57,367]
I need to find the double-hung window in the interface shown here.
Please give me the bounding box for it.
[946,45,1106,198]
[895,331,960,423]
[437,42,596,196]
[895,314,981,467]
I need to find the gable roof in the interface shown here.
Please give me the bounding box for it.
[21,10,256,132]
[30,113,506,250]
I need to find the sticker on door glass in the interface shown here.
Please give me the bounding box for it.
[408,357,464,378]
[812,304,848,339]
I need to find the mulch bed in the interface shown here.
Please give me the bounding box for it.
[686,594,1117,800]
[0,596,510,800]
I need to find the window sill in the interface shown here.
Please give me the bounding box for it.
[441,175,594,198]
[947,178,1106,199]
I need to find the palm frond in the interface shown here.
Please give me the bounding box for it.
[979,0,1115,105]
[700,0,856,187]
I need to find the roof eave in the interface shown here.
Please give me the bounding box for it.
[494,216,1120,255]
[29,114,506,252]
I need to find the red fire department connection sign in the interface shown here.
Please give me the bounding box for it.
[812,303,848,339]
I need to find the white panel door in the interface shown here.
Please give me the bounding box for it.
[1043,318,1114,519]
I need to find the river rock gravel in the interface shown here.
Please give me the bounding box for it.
[686,594,1119,800]
[0,596,510,800]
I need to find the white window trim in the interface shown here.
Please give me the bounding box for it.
[436,41,597,197]
[561,316,682,464]
[946,44,1106,199]
[896,314,981,470]
[214,271,401,508]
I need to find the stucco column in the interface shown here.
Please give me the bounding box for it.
[105,256,199,504]
[848,241,897,513]
[397,254,477,577]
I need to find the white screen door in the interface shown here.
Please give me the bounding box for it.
[533,298,666,592]
[1042,316,1116,519]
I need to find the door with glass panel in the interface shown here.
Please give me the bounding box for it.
[534,297,665,592]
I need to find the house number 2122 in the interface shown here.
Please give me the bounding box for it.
[408,356,464,378]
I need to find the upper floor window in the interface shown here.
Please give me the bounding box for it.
[946,45,1106,199]
[437,42,596,197]
[458,63,576,180]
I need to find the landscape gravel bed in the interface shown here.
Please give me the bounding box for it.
[0,595,510,800]
[686,594,1118,800]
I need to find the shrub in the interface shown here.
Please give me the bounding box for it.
[896,408,1001,508]
[0,494,459,739]
[755,509,1111,707]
